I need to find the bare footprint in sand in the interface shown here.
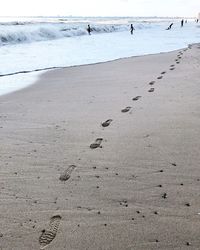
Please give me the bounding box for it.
[148,88,154,93]
[101,119,113,127]
[149,81,155,85]
[39,215,61,249]
[90,138,103,149]
[121,106,132,113]
[59,165,76,181]
[132,96,142,101]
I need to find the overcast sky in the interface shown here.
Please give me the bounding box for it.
[1,0,200,17]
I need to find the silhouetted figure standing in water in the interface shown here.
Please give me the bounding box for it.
[87,25,91,35]
[130,24,135,35]
[181,19,184,27]
[166,23,173,30]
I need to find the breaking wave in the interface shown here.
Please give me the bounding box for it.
[0,22,154,46]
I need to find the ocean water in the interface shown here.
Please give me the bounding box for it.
[0,16,199,96]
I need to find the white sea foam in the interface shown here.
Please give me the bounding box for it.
[0,16,199,96]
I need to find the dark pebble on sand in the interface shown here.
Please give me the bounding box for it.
[136,210,140,214]
[0,233,3,237]
[186,242,191,246]
[96,186,99,189]
[171,163,177,166]
[159,170,164,173]
[162,193,167,199]
[185,203,191,207]
[154,211,158,215]
[158,184,163,187]
[180,183,184,186]
[131,218,134,220]
[97,211,101,215]
[104,224,107,226]
[155,239,159,242]
[115,173,119,176]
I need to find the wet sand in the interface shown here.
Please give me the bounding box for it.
[0,44,200,249]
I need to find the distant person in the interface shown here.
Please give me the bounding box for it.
[166,23,173,30]
[130,24,135,35]
[87,24,91,35]
[181,19,184,27]
[185,19,187,23]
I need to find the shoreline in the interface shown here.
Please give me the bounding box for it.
[0,43,193,98]
[0,43,200,249]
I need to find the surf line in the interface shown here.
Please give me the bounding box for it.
[0,66,65,78]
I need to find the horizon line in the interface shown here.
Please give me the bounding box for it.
[0,15,197,18]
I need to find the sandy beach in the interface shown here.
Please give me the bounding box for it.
[0,43,200,249]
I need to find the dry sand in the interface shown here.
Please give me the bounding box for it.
[0,44,200,249]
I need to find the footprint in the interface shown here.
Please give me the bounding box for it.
[157,76,163,80]
[90,138,103,149]
[170,64,175,67]
[101,119,113,127]
[148,88,154,93]
[121,106,132,113]
[39,215,61,249]
[161,71,166,75]
[132,96,141,101]
[170,67,175,70]
[59,165,76,181]
[176,61,180,64]
[149,81,155,85]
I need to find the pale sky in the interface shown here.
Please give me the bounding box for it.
[1,0,200,17]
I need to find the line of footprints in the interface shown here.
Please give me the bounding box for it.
[39,47,192,249]
[90,48,187,149]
